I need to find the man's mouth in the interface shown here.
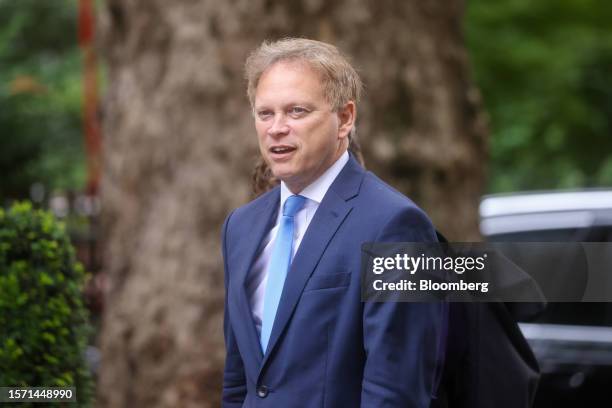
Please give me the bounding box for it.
[269,145,297,159]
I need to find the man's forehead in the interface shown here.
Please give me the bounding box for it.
[254,60,327,105]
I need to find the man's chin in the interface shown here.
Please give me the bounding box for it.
[269,166,295,182]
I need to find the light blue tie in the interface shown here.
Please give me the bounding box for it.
[260,194,306,353]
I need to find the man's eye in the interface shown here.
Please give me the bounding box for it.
[289,107,308,117]
[257,110,273,120]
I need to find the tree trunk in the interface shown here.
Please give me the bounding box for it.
[352,1,489,241]
[97,0,487,407]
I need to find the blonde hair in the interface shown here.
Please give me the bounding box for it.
[245,38,362,111]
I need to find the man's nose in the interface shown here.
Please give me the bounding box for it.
[268,113,290,137]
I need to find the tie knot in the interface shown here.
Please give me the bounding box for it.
[283,195,306,217]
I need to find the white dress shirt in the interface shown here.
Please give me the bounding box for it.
[246,150,350,335]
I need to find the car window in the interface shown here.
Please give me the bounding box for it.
[485,225,612,327]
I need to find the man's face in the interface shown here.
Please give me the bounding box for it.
[254,60,352,193]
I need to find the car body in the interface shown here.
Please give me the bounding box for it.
[479,189,612,407]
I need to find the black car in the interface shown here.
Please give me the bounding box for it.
[480,190,612,407]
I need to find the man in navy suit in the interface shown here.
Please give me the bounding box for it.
[222,38,445,407]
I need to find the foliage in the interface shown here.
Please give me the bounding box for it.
[0,0,85,201]
[0,201,93,407]
[467,0,612,192]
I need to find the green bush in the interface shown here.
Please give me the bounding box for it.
[0,201,93,407]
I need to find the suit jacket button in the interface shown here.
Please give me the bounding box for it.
[256,385,269,398]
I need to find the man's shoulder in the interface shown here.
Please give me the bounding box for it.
[355,171,437,241]
[359,171,421,212]
[226,186,279,225]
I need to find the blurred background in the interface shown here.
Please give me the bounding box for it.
[0,0,611,407]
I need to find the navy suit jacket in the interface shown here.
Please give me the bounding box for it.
[222,155,445,407]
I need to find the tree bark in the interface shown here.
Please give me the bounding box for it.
[350,1,489,241]
[97,0,487,407]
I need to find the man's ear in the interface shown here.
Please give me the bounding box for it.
[337,101,356,140]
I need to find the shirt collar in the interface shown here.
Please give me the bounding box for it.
[280,150,349,208]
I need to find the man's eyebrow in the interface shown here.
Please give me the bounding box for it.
[285,100,316,108]
[253,103,271,111]
[255,101,315,110]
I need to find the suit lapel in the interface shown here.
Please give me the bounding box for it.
[231,188,279,370]
[260,156,365,370]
